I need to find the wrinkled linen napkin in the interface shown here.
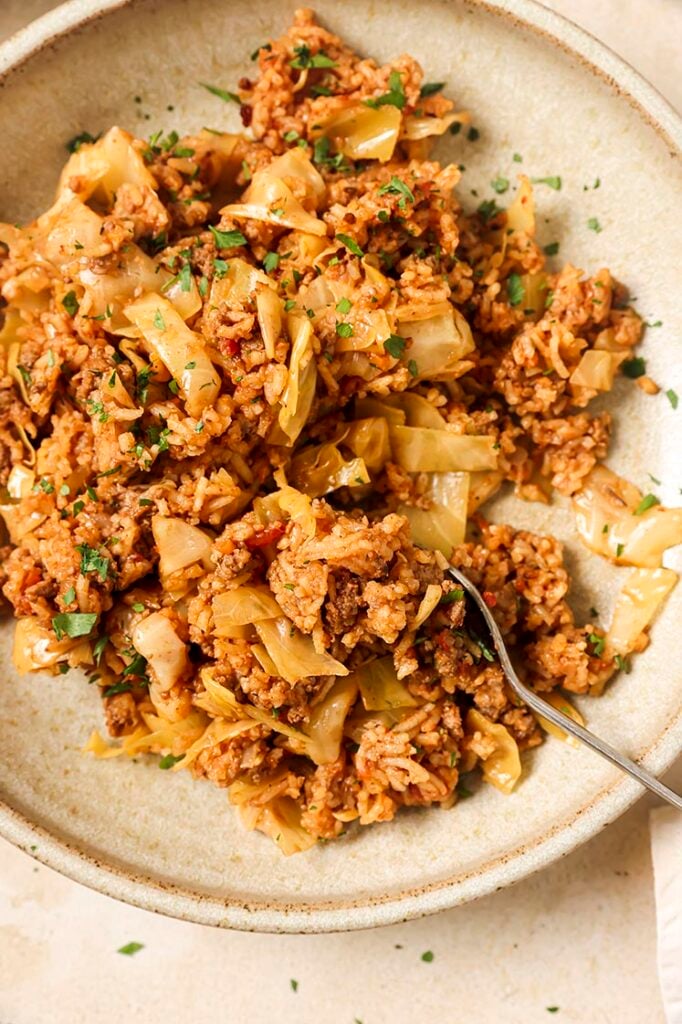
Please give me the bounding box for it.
[650,807,682,1024]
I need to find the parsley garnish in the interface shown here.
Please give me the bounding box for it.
[477,198,501,223]
[614,654,631,674]
[200,82,239,103]
[666,388,679,410]
[213,257,229,278]
[378,176,415,205]
[587,217,603,233]
[383,334,406,358]
[507,273,524,307]
[407,359,418,378]
[419,82,445,97]
[490,176,509,194]
[153,309,166,331]
[75,543,110,582]
[117,942,144,956]
[440,588,464,604]
[543,242,560,256]
[66,131,98,153]
[159,753,185,769]
[93,635,108,663]
[210,226,247,249]
[513,152,523,162]
[365,70,406,111]
[467,126,480,141]
[290,979,299,992]
[616,543,625,557]
[336,322,353,338]
[263,251,280,273]
[290,45,336,70]
[621,357,646,379]
[63,586,76,605]
[532,176,562,190]
[634,493,660,515]
[62,291,79,317]
[588,632,606,657]
[421,951,435,963]
[336,233,364,257]
[52,612,97,641]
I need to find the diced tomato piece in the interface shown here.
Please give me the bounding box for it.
[245,523,286,550]
[482,590,497,608]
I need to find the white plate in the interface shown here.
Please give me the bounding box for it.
[0,0,680,932]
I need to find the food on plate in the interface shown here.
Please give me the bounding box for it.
[1,8,679,853]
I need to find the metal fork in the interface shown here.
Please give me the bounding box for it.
[448,566,682,810]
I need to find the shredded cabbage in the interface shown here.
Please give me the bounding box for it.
[131,613,189,690]
[350,656,418,711]
[317,103,401,162]
[535,691,585,748]
[151,516,213,576]
[607,567,677,655]
[400,472,469,556]
[397,308,475,380]
[305,676,359,763]
[213,585,282,631]
[290,441,370,497]
[390,426,498,473]
[273,314,317,444]
[221,149,326,235]
[254,617,349,684]
[57,126,156,205]
[467,708,521,794]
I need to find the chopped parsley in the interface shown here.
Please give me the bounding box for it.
[66,130,98,153]
[159,753,185,769]
[263,251,280,273]
[365,70,406,111]
[419,81,445,97]
[117,942,144,956]
[62,291,79,317]
[93,635,109,663]
[153,309,166,331]
[634,493,660,515]
[185,360,196,370]
[621,356,646,379]
[378,176,415,205]
[587,217,603,233]
[336,297,352,315]
[543,242,560,256]
[336,322,354,338]
[507,273,524,307]
[52,612,97,641]
[213,257,229,278]
[666,388,679,410]
[467,126,480,141]
[513,152,523,162]
[290,45,336,70]
[63,586,76,605]
[614,654,631,674]
[103,682,132,697]
[490,176,509,194]
[421,951,435,963]
[407,359,418,378]
[644,319,662,328]
[336,233,364,257]
[588,632,606,657]
[200,82,239,103]
[210,226,247,249]
[76,543,110,582]
[440,588,464,604]
[290,979,299,992]
[616,543,625,557]
[383,334,406,358]
[284,299,296,312]
[477,198,501,223]
[532,176,562,190]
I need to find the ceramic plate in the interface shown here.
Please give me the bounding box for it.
[0,0,680,933]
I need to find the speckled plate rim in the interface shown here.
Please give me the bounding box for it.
[0,0,680,934]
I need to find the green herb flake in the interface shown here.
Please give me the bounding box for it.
[63,586,76,605]
[616,543,625,557]
[589,632,606,657]
[419,81,445,97]
[117,942,144,957]
[477,198,501,223]
[440,588,464,605]
[467,126,480,142]
[644,319,662,328]
[507,273,524,307]
[587,217,603,233]
[290,45,337,70]
[378,176,415,204]
[365,70,406,111]
[153,309,166,331]
[213,257,229,278]
[546,1009,559,1015]
[336,322,354,339]
[666,388,679,410]
[543,242,560,256]
[621,356,646,379]
[290,979,299,992]
[383,334,406,359]
[263,251,280,273]
[532,176,562,190]
[335,233,364,257]
[62,291,79,317]
[490,176,509,194]
[200,82,239,103]
[614,654,631,674]
[159,753,184,769]
[75,543,110,582]
[284,299,296,312]
[513,152,523,163]
[407,359,419,378]
[335,297,352,315]
[634,493,660,515]
[66,130,98,154]
[52,612,97,641]
[210,226,247,249]
[421,951,435,963]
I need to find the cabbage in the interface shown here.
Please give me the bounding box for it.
[290,442,370,497]
[151,516,213,576]
[213,585,282,632]
[573,466,682,567]
[519,273,548,320]
[350,656,418,711]
[468,470,504,513]
[174,717,256,771]
[382,392,446,429]
[400,112,465,140]
[199,671,309,749]
[126,710,209,756]
[2,309,30,405]
[57,126,156,206]
[343,417,391,472]
[6,464,35,499]
[390,426,498,473]
[466,708,521,794]
[208,257,274,309]
[344,707,413,743]
[396,308,475,380]
[12,616,92,673]
[124,293,220,416]
[254,617,349,684]
[400,472,469,557]
[305,676,359,763]
[506,175,535,235]
[316,104,401,162]
[607,567,677,655]
[131,612,189,690]
[32,193,106,269]
[229,776,316,855]
[274,314,317,445]
[569,349,618,391]
[221,150,326,235]
[354,396,406,426]
[256,285,283,360]
[535,691,585,748]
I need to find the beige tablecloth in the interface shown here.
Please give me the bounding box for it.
[0,3,680,1022]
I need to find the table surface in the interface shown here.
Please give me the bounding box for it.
[0,2,680,1022]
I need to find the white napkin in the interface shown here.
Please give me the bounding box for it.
[650,807,682,1024]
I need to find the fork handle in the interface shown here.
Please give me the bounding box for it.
[450,569,682,811]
